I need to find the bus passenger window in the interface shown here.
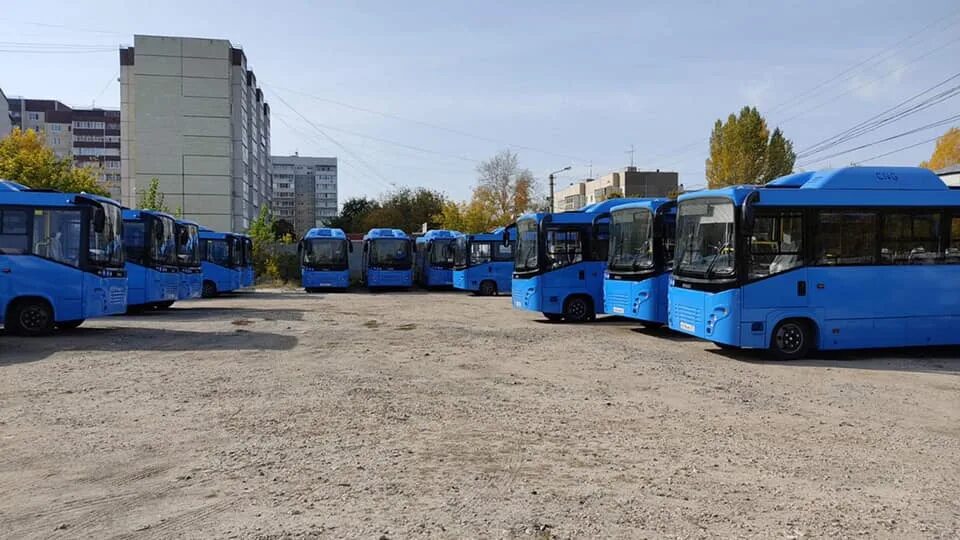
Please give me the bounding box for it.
[546,229,583,269]
[32,209,82,267]
[881,213,940,264]
[0,210,29,254]
[948,217,960,262]
[816,212,877,266]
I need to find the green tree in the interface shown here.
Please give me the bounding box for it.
[358,187,447,233]
[138,178,170,212]
[706,106,795,188]
[920,127,960,171]
[327,197,379,233]
[248,206,278,280]
[0,128,109,196]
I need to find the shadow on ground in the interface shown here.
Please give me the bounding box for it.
[120,306,308,322]
[0,326,298,366]
[706,345,960,374]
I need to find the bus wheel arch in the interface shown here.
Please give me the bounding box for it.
[563,294,594,323]
[478,280,498,296]
[6,296,56,336]
[202,280,218,298]
[770,317,817,360]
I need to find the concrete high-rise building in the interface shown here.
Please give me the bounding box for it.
[120,35,271,232]
[0,88,11,138]
[271,155,338,236]
[6,97,122,197]
[553,167,679,212]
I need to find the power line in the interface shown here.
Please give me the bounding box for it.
[798,114,960,168]
[268,84,589,163]
[851,135,941,165]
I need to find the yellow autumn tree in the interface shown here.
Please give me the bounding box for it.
[920,127,960,171]
[0,128,109,196]
[706,106,795,188]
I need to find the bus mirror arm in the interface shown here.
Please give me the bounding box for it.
[741,191,760,229]
[348,241,354,253]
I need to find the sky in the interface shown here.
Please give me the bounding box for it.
[1,0,958,204]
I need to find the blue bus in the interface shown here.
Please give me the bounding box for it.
[0,181,126,335]
[199,228,241,297]
[238,234,254,288]
[299,227,352,291]
[175,219,202,301]
[414,229,461,288]
[122,209,180,311]
[669,166,960,359]
[452,226,516,296]
[362,228,414,289]
[603,199,677,327]
[512,198,647,322]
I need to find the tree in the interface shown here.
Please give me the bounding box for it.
[359,187,447,233]
[0,128,109,196]
[476,150,538,223]
[706,106,795,188]
[920,127,960,171]
[435,194,499,233]
[273,219,296,240]
[327,197,379,233]
[138,178,169,212]
[248,206,278,280]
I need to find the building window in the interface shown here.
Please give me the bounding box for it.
[28,112,40,121]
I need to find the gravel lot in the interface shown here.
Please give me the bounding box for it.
[0,289,958,539]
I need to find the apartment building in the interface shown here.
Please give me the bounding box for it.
[0,88,11,138]
[120,34,271,232]
[554,167,679,212]
[6,97,122,197]
[271,155,338,236]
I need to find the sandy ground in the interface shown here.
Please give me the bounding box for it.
[0,288,958,539]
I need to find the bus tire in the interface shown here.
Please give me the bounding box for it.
[770,319,812,360]
[543,313,564,322]
[57,319,85,331]
[478,280,497,296]
[563,296,594,323]
[202,281,218,298]
[7,298,55,336]
[305,287,318,294]
[155,301,175,310]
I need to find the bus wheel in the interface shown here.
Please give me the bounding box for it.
[543,313,564,322]
[202,281,218,298]
[563,296,593,323]
[8,299,55,336]
[57,319,85,331]
[155,301,175,310]
[305,288,318,294]
[479,280,497,296]
[771,319,811,360]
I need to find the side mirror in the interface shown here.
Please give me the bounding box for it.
[348,241,354,253]
[297,240,303,254]
[93,207,106,233]
[363,242,369,253]
[741,191,760,230]
[426,241,432,253]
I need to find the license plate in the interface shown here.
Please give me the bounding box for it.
[680,322,695,332]
[514,301,522,308]
[612,307,625,314]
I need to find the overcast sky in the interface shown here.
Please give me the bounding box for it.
[1,0,957,203]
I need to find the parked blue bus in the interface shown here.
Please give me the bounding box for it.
[669,166,960,359]
[603,199,676,327]
[122,208,180,311]
[175,219,202,300]
[0,181,126,335]
[299,227,352,291]
[199,228,241,297]
[452,226,516,296]
[362,228,414,289]
[238,234,254,288]
[414,229,461,288]
[512,198,647,322]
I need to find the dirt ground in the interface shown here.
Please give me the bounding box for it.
[0,289,958,539]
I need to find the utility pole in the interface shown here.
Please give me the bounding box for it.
[548,166,572,212]
[626,144,635,168]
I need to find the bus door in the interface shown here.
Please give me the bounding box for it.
[742,209,808,311]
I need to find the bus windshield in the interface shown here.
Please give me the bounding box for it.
[452,236,468,268]
[154,215,178,266]
[429,239,455,267]
[88,203,124,268]
[675,199,736,278]
[369,238,411,268]
[303,238,348,268]
[514,218,538,272]
[609,208,653,272]
[177,223,200,267]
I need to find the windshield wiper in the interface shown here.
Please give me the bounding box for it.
[704,241,732,279]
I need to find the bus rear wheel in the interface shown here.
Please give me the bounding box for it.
[770,319,812,360]
[563,296,594,323]
[478,280,497,296]
[8,299,55,336]
[57,319,85,331]
[202,281,218,298]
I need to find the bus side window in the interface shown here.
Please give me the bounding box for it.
[749,211,803,278]
[948,216,960,262]
[0,209,29,254]
[816,212,877,266]
[880,212,941,264]
[494,242,513,261]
